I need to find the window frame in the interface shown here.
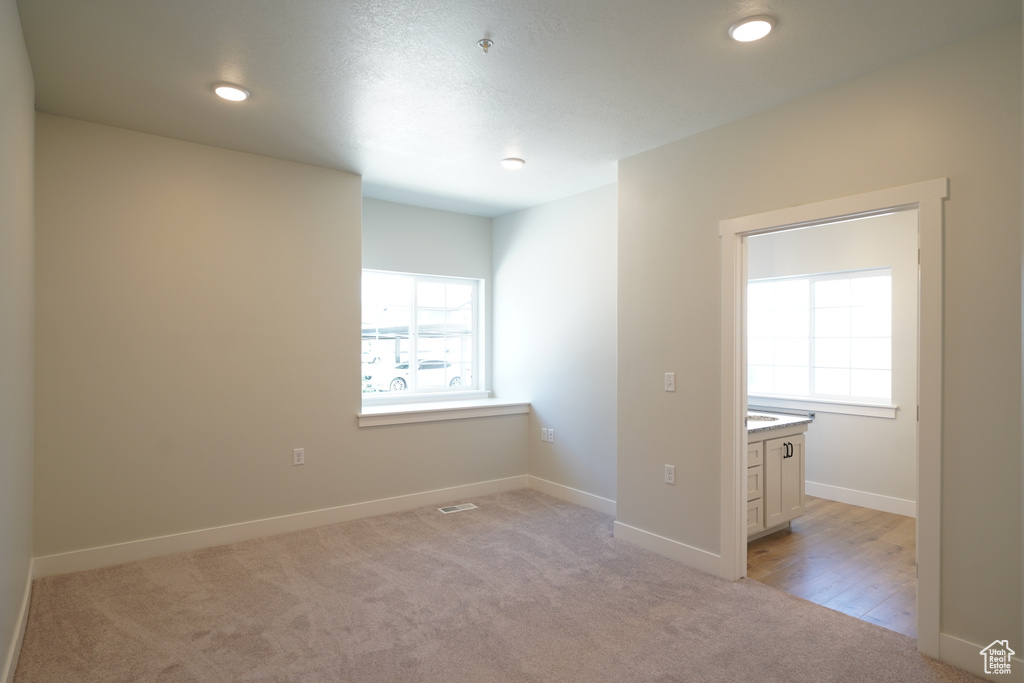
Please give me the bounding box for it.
[361,269,487,406]
[747,267,895,414]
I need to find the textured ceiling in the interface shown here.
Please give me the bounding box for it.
[16,0,1022,216]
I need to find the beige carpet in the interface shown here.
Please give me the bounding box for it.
[16,489,981,682]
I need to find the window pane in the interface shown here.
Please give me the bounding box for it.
[851,338,891,369]
[446,307,472,330]
[748,337,774,365]
[776,309,809,337]
[748,269,891,404]
[363,270,479,395]
[747,282,775,312]
[446,283,473,309]
[775,366,809,395]
[774,279,809,308]
[416,357,446,388]
[814,338,850,368]
[775,337,809,366]
[417,281,446,308]
[852,305,891,337]
[814,307,850,337]
[417,307,444,328]
[814,279,850,308]
[814,368,850,396]
[748,365,775,394]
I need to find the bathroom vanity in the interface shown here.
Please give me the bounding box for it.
[746,411,813,540]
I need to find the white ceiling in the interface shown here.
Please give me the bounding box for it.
[17,0,1021,217]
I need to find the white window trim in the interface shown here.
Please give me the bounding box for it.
[749,395,897,419]
[357,398,529,427]
[362,389,490,407]
[362,269,485,403]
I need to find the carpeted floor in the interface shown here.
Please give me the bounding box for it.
[15,489,982,682]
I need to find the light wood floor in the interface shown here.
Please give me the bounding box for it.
[747,496,917,638]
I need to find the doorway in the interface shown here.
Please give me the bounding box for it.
[717,179,947,657]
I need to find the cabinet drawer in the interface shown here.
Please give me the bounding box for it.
[747,441,763,467]
[747,464,763,502]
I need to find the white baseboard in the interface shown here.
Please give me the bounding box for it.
[527,476,616,517]
[940,632,1023,682]
[612,521,721,577]
[33,476,529,578]
[805,481,916,518]
[3,560,32,683]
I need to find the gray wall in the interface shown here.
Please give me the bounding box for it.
[0,0,34,676]
[362,198,492,279]
[747,211,918,508]
[33,115,528,557]
[618,24,1021,647]
[493,185,618,503]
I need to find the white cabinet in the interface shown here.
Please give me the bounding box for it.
[746,441,764,535]
[763,434,805,529]
[747,422,807,540]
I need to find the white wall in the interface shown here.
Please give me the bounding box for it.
[0,0,34,677]
[747,211,918,511]
[493,184,618,504]
[618,23,1020,649]
[33,115,528,558]
[362,197,494,390]
[362,198,492,279]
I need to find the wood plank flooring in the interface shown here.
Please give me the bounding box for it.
[747,496,917,638]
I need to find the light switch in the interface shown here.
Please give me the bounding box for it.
[665,372,676,392]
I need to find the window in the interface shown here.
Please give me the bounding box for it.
[748,269,892,404]
[361,270,480,396]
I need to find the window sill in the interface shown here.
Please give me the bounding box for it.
[357,398,530,427]
[362,389,490,407]
[750,395,898,419]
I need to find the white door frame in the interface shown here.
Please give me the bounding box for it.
[718,178,948,657]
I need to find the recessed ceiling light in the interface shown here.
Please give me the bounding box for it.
[728,15,775,42]
[213,84,250,102]
[501,158,525,170]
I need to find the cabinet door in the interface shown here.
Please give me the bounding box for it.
[764,434,805,528]
[748,440,763,467]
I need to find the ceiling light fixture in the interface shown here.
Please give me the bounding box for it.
[501,158,525,170]
[728,15,776,42]
[213,84,250,102]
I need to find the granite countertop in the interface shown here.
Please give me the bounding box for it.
[746,410,813,435]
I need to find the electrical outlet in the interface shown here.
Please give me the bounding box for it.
[541,428,549,442]
[293,448,305,466]
[664,464,675,485]
[548,429,555,443]
[664,372,676,392]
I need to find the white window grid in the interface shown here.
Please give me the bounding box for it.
[747,268,892,404]
[361,269,480,395]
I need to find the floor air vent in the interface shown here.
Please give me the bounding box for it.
[438,503,478,514]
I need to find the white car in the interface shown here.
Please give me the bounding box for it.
[363,360,464,393]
